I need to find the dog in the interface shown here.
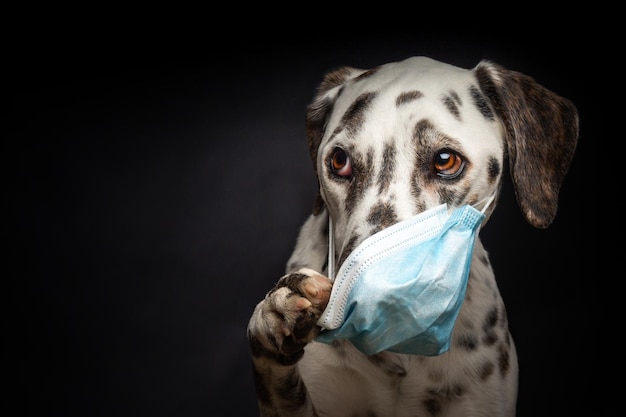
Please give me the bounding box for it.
[247,56,578,416]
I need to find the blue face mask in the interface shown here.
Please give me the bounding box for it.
[316,197,493,356]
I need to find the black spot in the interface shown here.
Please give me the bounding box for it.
[438,188,461,206]
[331,339,348,356]
[368,352,407,378]
[413,119,436,149]
[487,156,501,184]
[411,119,435,200]
[469,84,495,120]
[396,90,423,106]
[367,202,398,234]
[479,361,495,381]
[457,333,478,351]
[442,91,462,120]
[345,148,374,215]
[484,307,499,329]
[423,398,442,416]
[378,142,396,194]
[482,330,498,346]
[340,91,377,138]
[482,307,500,346]
[439,184,470,207]
[411,179,423,207]
[337,234,359,272]
[449,384,465,397]
[498,342,511,375]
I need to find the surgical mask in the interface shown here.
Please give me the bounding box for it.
[315,196,494,356]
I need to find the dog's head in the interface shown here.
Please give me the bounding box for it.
[305,56,578,269]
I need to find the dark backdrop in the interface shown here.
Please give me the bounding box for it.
[10,29,605,416]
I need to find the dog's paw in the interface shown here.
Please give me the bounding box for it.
[247,268,331,364]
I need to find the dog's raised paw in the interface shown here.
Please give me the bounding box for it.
[268,268,331,334]
[248,268,331,360]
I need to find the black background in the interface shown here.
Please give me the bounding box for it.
[10,26,607,417]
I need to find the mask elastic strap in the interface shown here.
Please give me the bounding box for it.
[327,216,335,280]
[478,194,496,214]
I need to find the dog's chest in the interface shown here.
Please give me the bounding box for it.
[299,341,481,417]
[299,343,420,415]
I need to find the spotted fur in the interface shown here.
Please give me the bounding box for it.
[248,56,579,416]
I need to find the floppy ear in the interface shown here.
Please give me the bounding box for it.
[475,61,579,229]
[305,66,364,215]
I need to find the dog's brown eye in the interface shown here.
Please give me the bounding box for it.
[330,147,352,177]
[434,150,465,178]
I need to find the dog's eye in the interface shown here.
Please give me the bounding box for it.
[330,147,352,177]
[434,150,465,178]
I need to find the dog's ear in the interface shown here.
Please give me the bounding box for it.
[475,61,579,229]
[305,66,364,215]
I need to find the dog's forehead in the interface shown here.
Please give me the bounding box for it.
[367,57,473,92]
[322,56,495,150]
[337,58,473,110]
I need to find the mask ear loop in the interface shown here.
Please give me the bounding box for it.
[479,194,496,214]
[327,216,335,281]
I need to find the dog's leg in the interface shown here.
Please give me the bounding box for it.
[247,267,331,417]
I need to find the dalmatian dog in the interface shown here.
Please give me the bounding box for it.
[247,56,578,417]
